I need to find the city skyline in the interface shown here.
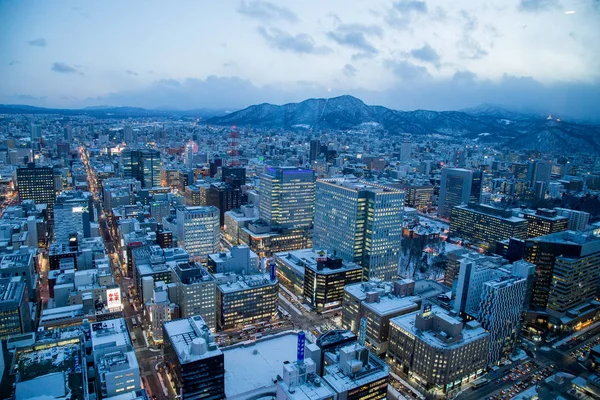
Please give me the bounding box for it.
[1,1,599,119]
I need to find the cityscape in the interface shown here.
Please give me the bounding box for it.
[1,1,600,400]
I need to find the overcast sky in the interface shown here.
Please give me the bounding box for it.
[1,0,599,119]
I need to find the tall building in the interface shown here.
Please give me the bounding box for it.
[53,192,93,244]
[163,316,225,399]
[221,165,246,185]
[524,230,600,331]
[206,182,241,226]
[171,206,220,261]
[521,208,568,238]
[400,140,412,162]
[387,305,489,393]
[314,178,404,280]
[122,148,162,188]
[172,261,217,331]
[0,276,31,340]
[259,167,315,229]
[309,139,320,162]
[450,203,528,248]
[16,163,56,216]
[555,208,590,231]
[528,159,552,187]
[479,276,527,365]
[438,168,481,218]
[404,184,434,211]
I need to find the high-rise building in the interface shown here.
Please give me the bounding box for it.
[184,184,205,206]
[438,168,481,218]
[221,165,246,185]
[309,139,320,162]
[16,163,56,216]
[521,208,568,238]
[163,316,225,399]
[387,306,489,393]
[171,206,220,261]
[524,230,600,331]
[206,182,241,226]
[554,208,590,231]
[528,159,552,187]
[450,203,528,249]
[123,124,133,142]
[314,178,404,280]
[53,192,93,244]
[404,184,434,211]
[479,275,527,365]
[172,261,217,331]
[0,276,31,340]
[122,148,162,188]
[400,140,412,162]
[259,167,315,229]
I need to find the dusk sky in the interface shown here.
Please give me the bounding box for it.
[1,0,599,119]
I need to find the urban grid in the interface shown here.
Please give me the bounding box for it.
[1,2,600,400]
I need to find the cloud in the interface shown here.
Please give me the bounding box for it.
[518,0,560,12]
[51,62,81,74]
[125,70,139,76]
[238,0,298,23]
[343,64,357,77]
[27,38,47,47]
[258,27,332,54]
[385,59,430,80]
[387,0,429,29]
[457,10,488,60]
[8,61,19,66]
[410,44,440,66]
[327,24,383,55]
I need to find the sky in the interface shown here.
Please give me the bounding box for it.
[1,0,599,119]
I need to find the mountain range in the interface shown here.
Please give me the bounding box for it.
[1,96,598,153]
[206,95,600,154]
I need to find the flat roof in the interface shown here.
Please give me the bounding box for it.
[222,332,299,398]
[362,295,421,316]
[322,344,389,393]
[163,316,222,364]
[90,318,131,350]
[215,272,276,293]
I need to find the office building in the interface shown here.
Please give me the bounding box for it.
[555,208,590,231]
[453,254,509,318]
[259,167,315,229]
[0,276,31,340]
[223,205,259,246]
[320,342,389,400]
[528,159,552,187]
[274,248,362,308]
[184,184,205,206]
[90,318,141,398]
[524,230,600,331]
[342,279,421,354]
[221,165,246,185]
[400,140,412,162]
[16,163,56,216]
[387,306,489,393]
[207,245,259,275]
[239,221,311,258]
[172,261,217,331]
[522,208,568,238]
[53,200,92,244]
[121,148,162,188]
[214,269,278,331]
[206,182,242,226]
[404,184,434,211]
[450,203,528,249]
[163,316,225,399]
[442,248,471,289]
[309,139,320,162]
[438,168,482,218]
[479,275,527,365]
[314,178,404,280]
[169,206,220,261]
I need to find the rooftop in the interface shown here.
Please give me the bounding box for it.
[90,318,131,350]
[223,331,299,398]
[215,272,277,293]
[163,316,221,364]
[275,248,361,276]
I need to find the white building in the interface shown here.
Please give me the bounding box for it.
[555,208,590,231]
[171,206,220,261]
[314,178,404,280]
[171,261,217,331]
[90,318,141,398]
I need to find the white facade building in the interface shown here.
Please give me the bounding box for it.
[173,206,220,261]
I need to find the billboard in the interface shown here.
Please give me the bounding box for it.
[106,288,122,310]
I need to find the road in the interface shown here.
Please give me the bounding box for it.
[81,145,170,400]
